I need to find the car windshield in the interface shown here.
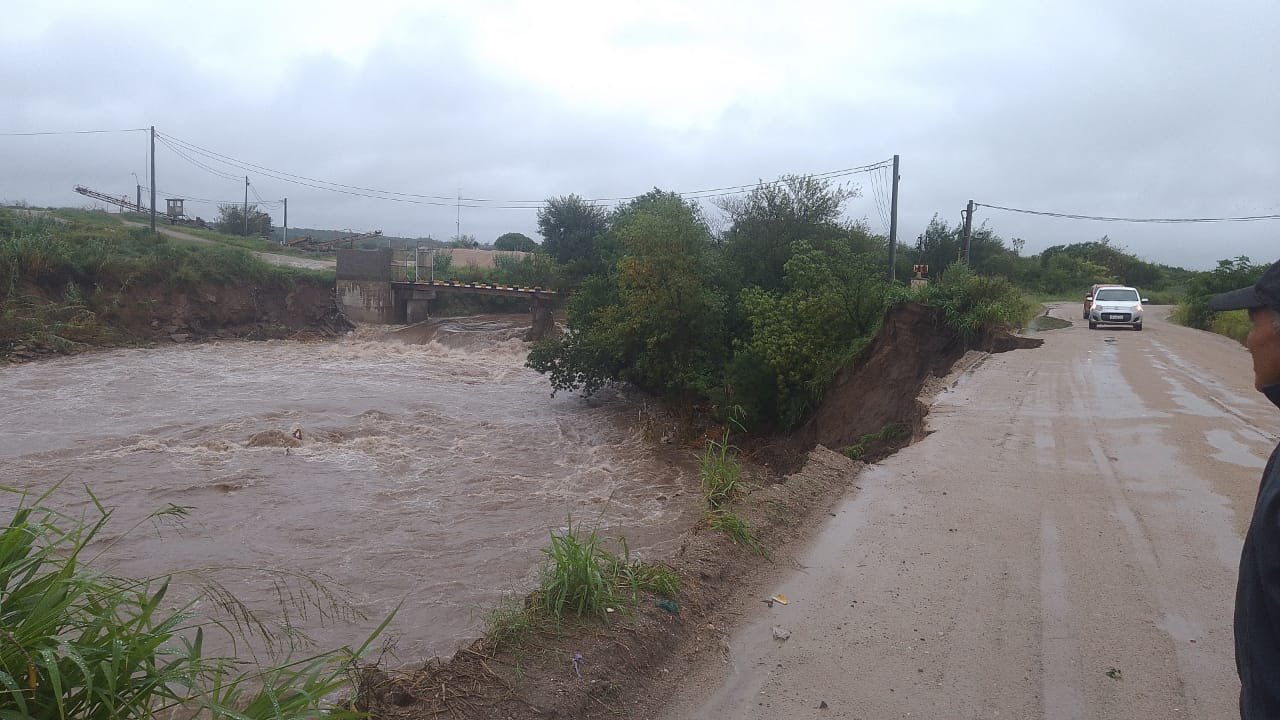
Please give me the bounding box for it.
[1095,288,1139,302]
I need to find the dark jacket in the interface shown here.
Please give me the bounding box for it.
[1237,384,1280,718]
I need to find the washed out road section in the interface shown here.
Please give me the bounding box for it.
[658,305,1277,719]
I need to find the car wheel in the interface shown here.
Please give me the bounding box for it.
[1088,320,1098,330]
[1134,322,1142,331]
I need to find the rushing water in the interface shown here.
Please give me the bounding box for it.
[0,316,701,662]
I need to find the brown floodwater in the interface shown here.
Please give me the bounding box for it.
[0,316,702,663]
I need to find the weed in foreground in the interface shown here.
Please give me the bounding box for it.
[482,593,540,652]
[699,431,743,509]
[0,485,390,718]
[707,509,765,556]
[538,521,679,619]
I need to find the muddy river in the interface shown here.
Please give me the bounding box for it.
[0,317,702,662]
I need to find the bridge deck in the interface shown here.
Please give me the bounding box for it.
[390,280,557,300]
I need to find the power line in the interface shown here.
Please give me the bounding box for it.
[0,128,148,137]
[156,135,243,182]
[156,130,891,209]
[975,202,1280,224]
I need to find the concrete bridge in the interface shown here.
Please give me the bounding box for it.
[336,248,557,339]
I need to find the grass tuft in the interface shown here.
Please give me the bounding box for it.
[699,431,743,509]
[707,510,765,556]
[538,520,679,619]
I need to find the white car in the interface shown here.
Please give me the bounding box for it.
[1088,286,1147,331]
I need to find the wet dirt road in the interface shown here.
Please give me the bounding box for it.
[658,305,1278,719]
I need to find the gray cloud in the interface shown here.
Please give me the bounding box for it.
[2,1,1276,268]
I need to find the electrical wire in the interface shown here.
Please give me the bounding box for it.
[0,128,149,137]
[157,130,892,208]
[157,135,243,182]
[975,203,1280,224]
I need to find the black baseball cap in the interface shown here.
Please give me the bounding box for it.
[1209,258,1280,312]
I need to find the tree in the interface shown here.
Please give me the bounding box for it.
[733,237,887,429]
[536,195,610,282]
[527,194,726,397]
[494,232,538,252]
[215,204,272,237]
[717,175,858,292]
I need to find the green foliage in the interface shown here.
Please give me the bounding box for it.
[1039,236,1166,290]
[538,521,678,619]
[1173,256,1267,331]
[493,232,538,252]
[527,195,726,397]
[214,203,272,238]
[0,487,386,719]
[536,195,611,283]
[898,264,1033,343]
[717,175,857,292]
[1210,309,1252,345]
[731,238,887,430]
[699,432,743,509]
[706,510,764,555]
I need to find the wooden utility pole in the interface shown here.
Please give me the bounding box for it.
[961,199,974,264]
[282,197,288,246]
[887,154,900,282]
[149,126,156,232]
[243,176,250,236]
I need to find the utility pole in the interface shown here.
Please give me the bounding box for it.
[282,198,288,246]
[136,183,141,214]
[243,176,250,236]
[149,126,156,232]
[961,199,974,265]
[887,154,900,282]
[456,187,461,244]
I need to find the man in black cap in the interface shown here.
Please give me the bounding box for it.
[1210,258,1280,718]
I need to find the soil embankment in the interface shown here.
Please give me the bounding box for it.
[3,279,351,362]
[357,302,1043,719]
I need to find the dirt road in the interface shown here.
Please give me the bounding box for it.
[657,305,1278,719]
[122,221,336,271]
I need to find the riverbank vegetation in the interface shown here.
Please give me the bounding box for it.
[0,486,386,718]
[0,209,339,360]
[525,179,1037,434]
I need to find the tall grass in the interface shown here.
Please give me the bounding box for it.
[538,521,678,618]
[0,486,389,718]
[699,432,742,510]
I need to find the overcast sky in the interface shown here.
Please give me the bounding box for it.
[3,0,1276,269]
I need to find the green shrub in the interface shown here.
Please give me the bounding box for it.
[1211,309,1252,345]
[898,265,1034,342]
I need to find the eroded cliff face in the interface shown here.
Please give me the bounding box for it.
[4,278,351,361]
[798,302,1042,457]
